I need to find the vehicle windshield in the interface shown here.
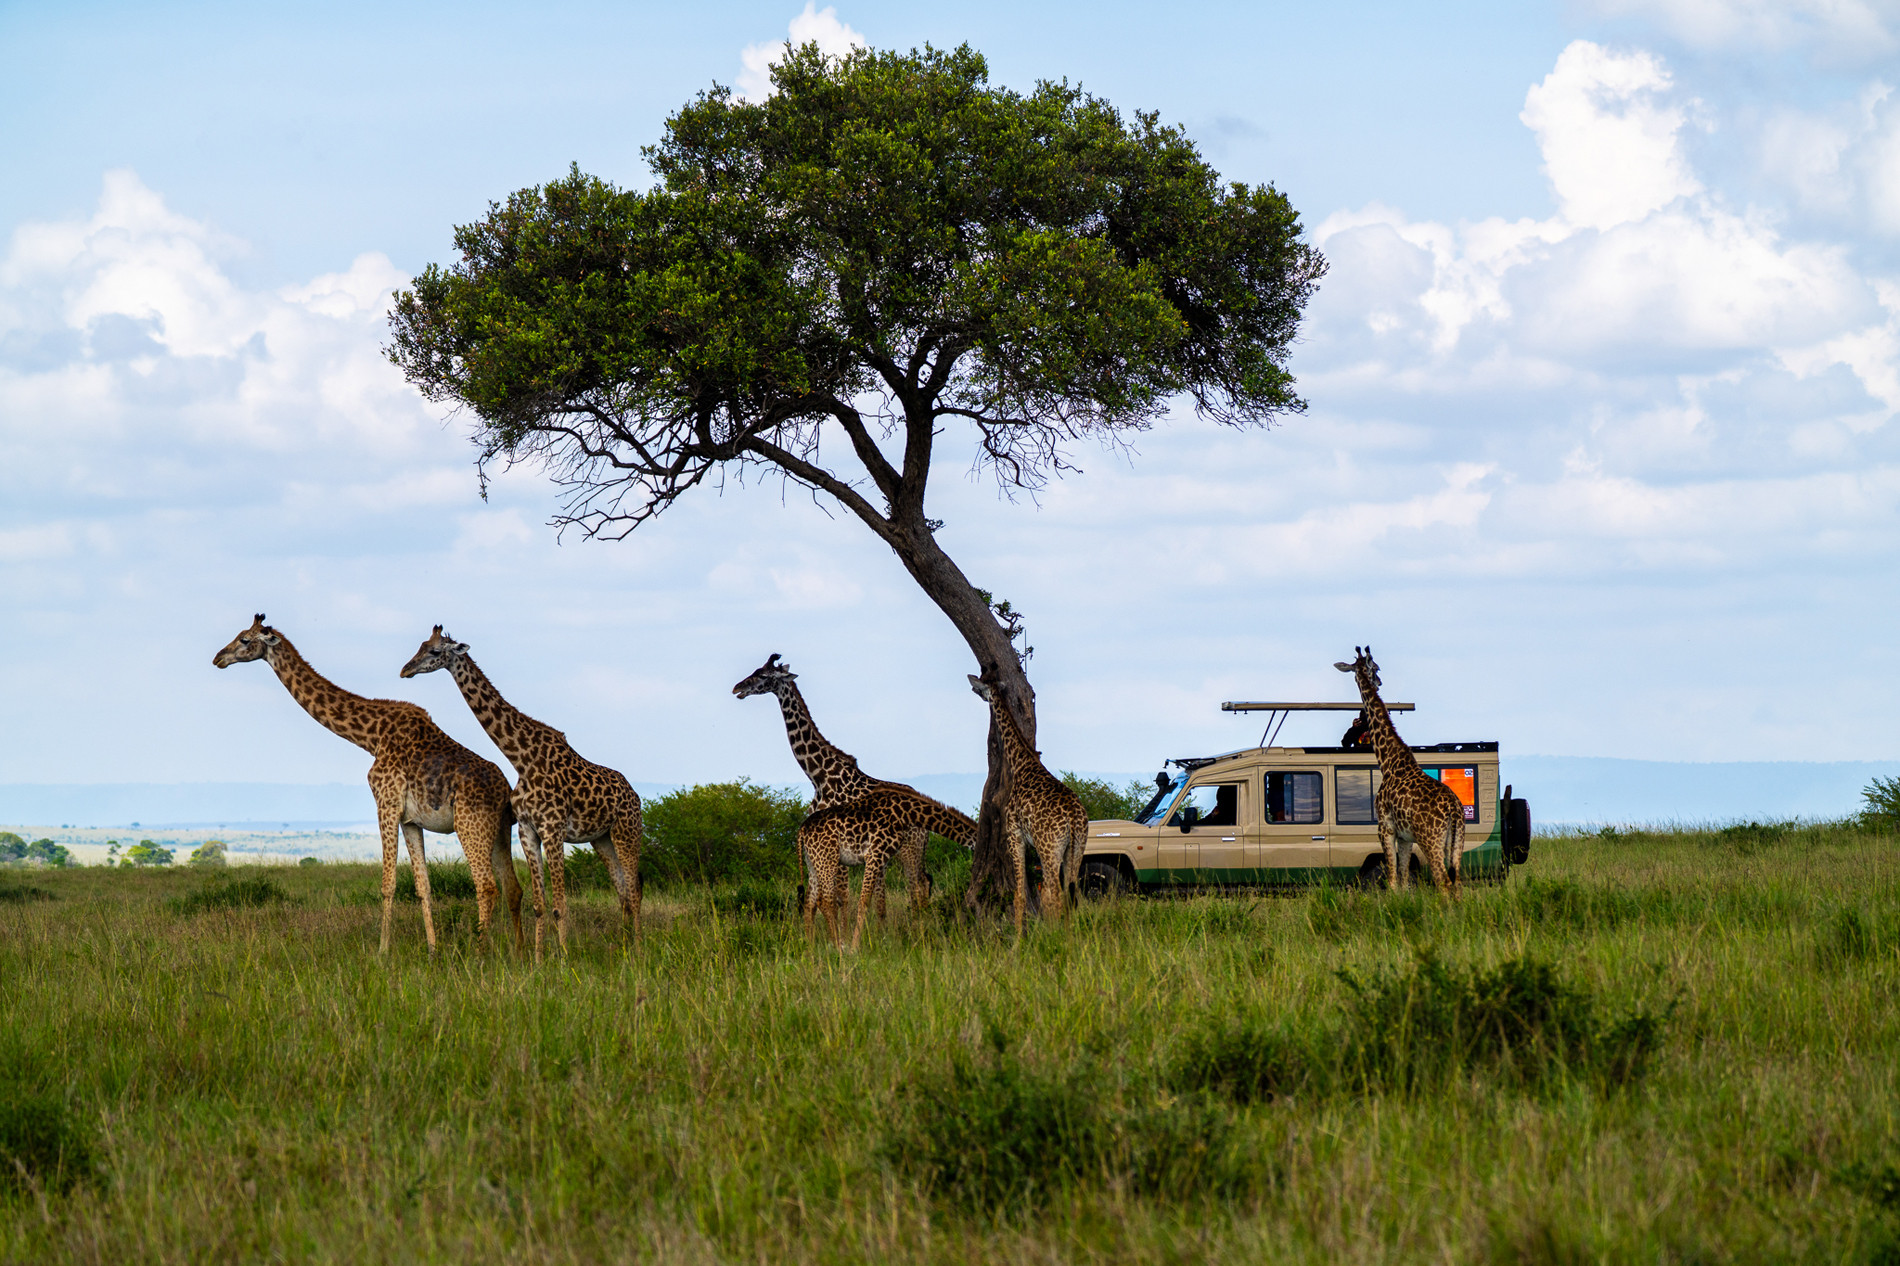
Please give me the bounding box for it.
[1133,775,1184,825]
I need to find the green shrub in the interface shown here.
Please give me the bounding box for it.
[0,1091,95,1195]
[642,780,807,887]
[0,834,73,868]
[1058,773,1152,823]
[0,883,56,905]
[121,840,173,867]
[563,847,615,892]
[393,862,479,902]
[1167,1010,1318,1104]
[884,1026,1248,1216]
[187,839,227,868]
[1862,775,1900,831]
[297,856,320,867]
[169,873,291,916]
[1337,950,1671,1095]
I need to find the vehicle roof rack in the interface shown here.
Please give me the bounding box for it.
[1220,700,1414,748]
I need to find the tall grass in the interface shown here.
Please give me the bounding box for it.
[0,821,1896,1262]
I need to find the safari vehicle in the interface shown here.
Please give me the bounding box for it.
[1079,701,1532,895]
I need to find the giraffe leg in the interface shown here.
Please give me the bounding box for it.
[1011,817,1030,939]
[495,813,524,953]
[853,839,897,952]
[374,790,403,955]
[1423,823,1451,894]
[1448,816,1466,893]
[454,802,499,944]
[1378,812,1403,892]
[611,802,644,945]
[546,833,569,955]
[799,830,819,938]
[900,826,929,914]
[1033,821,1065,924]
[519,818,550,962]
[402,821,437,954]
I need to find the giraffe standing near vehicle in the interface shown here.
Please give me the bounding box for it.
[1334,645,1465,893]
[967,675,1089,937]
[212,615,522,953]
[732,653,947,922]
[797,789,977,949]
[401,627,643,956]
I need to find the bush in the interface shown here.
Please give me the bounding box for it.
[0,834,73,868]
[0,883,56,905]
[187,840,227,868]
[121,840,173,867]
[1167,1010,1317,1104]
[1862,775,1900,831]
[298,856,320,867]
[169,873,291,916]
[642,780,807,887]
[883,1026,1246,1216]
[563,847,615,891]
[0,1091,95,1195]
[393,862,479,902]
[1059,773,1153,823]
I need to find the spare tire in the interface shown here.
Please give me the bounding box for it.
[1503,797,1532,865]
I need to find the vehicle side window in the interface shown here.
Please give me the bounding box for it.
[1424,766,1480,823]
[1167,782,1241,828]
[1335,767,1381,825]
[1266,771,1322,824]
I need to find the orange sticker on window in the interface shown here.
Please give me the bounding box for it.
[1426,767,1478,822]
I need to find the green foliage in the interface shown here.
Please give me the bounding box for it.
[169,873,292,916]
[120,839,173,867]
[1864,775,1900,830]
[1816,906,1899,971]
[563,847,614,892]
[187,839,228,868]
[387,43,1324,539]
[0,833,73,868]
[0,1090,95,1196]
[642,780,807,887]
[1167,1009,1318,1104]
[1059,772,1152,823]
[298,856,320,867]
[392,862,479,902]
[883,1026,1246,1216]
[0,882,55,904]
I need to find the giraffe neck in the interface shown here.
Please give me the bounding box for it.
[449,655,561,770]
[1357,680,1421,779]
[988,694,1041,783]
[774,679,861,801]
[264,636,383,754]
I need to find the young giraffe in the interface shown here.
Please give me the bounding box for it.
[401,627,644,956]
[967,675,1089,937]
[1334,645,1465,893]
[212,615,522,953]
[732,653,945,921]
[797,789,976,950]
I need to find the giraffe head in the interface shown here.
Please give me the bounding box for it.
[967,674,998,704]
[400,625,470,679]
[212,614,281,668]
[1333,645,1382,695]
[732,653,796,699]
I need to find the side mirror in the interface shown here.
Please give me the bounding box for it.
[1178,806,1199,832]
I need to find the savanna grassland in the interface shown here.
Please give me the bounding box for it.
[2,825,1898,1264]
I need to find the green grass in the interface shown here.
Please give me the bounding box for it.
[1,824,1897,1262]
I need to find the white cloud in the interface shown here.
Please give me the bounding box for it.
[1586,0,1900,60]
[736,3,867,102]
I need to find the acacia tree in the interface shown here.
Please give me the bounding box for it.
[387,42,1325,909]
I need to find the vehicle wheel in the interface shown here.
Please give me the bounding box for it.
[1080,859,1128,900]
[1357,856,1387,890]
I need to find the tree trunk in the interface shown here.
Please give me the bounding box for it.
[886,520,1037,915]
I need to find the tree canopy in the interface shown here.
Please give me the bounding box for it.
[388,41,1325,908]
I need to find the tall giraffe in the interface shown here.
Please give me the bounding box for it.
[796,788,976,950]
[967,675,1088,937]
[212,615,522,953]
[401,627,643,954]
[1334,645,1464,893]
[732,653,948,920]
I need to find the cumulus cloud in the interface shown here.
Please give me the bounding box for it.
[1586,0,1900,61]
[736,3,866,102]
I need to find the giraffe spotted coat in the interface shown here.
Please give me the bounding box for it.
[797,789,976,949]
[213,615,523,953]
[1335,645,1465,893]
[402,627,644,956]
[968,675,1089,937]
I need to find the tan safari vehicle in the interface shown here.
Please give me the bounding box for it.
[1078,701,1532,896]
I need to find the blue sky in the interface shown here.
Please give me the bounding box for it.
[3,0,1900,796]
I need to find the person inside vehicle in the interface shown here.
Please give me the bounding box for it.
[1203,782,1238,827]
[1341,711,1372,749]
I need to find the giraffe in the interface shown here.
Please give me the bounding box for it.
[401,627,643,955]
[212,615,522,953]
[732,653,943,921]
[1334,645,1465,893]
[796,789,976,950]
[966,674,1089,937]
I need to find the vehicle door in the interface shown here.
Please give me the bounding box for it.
[1331,764,1383,876]
[1160,779,1246,883]
[1251,769,1329,880]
